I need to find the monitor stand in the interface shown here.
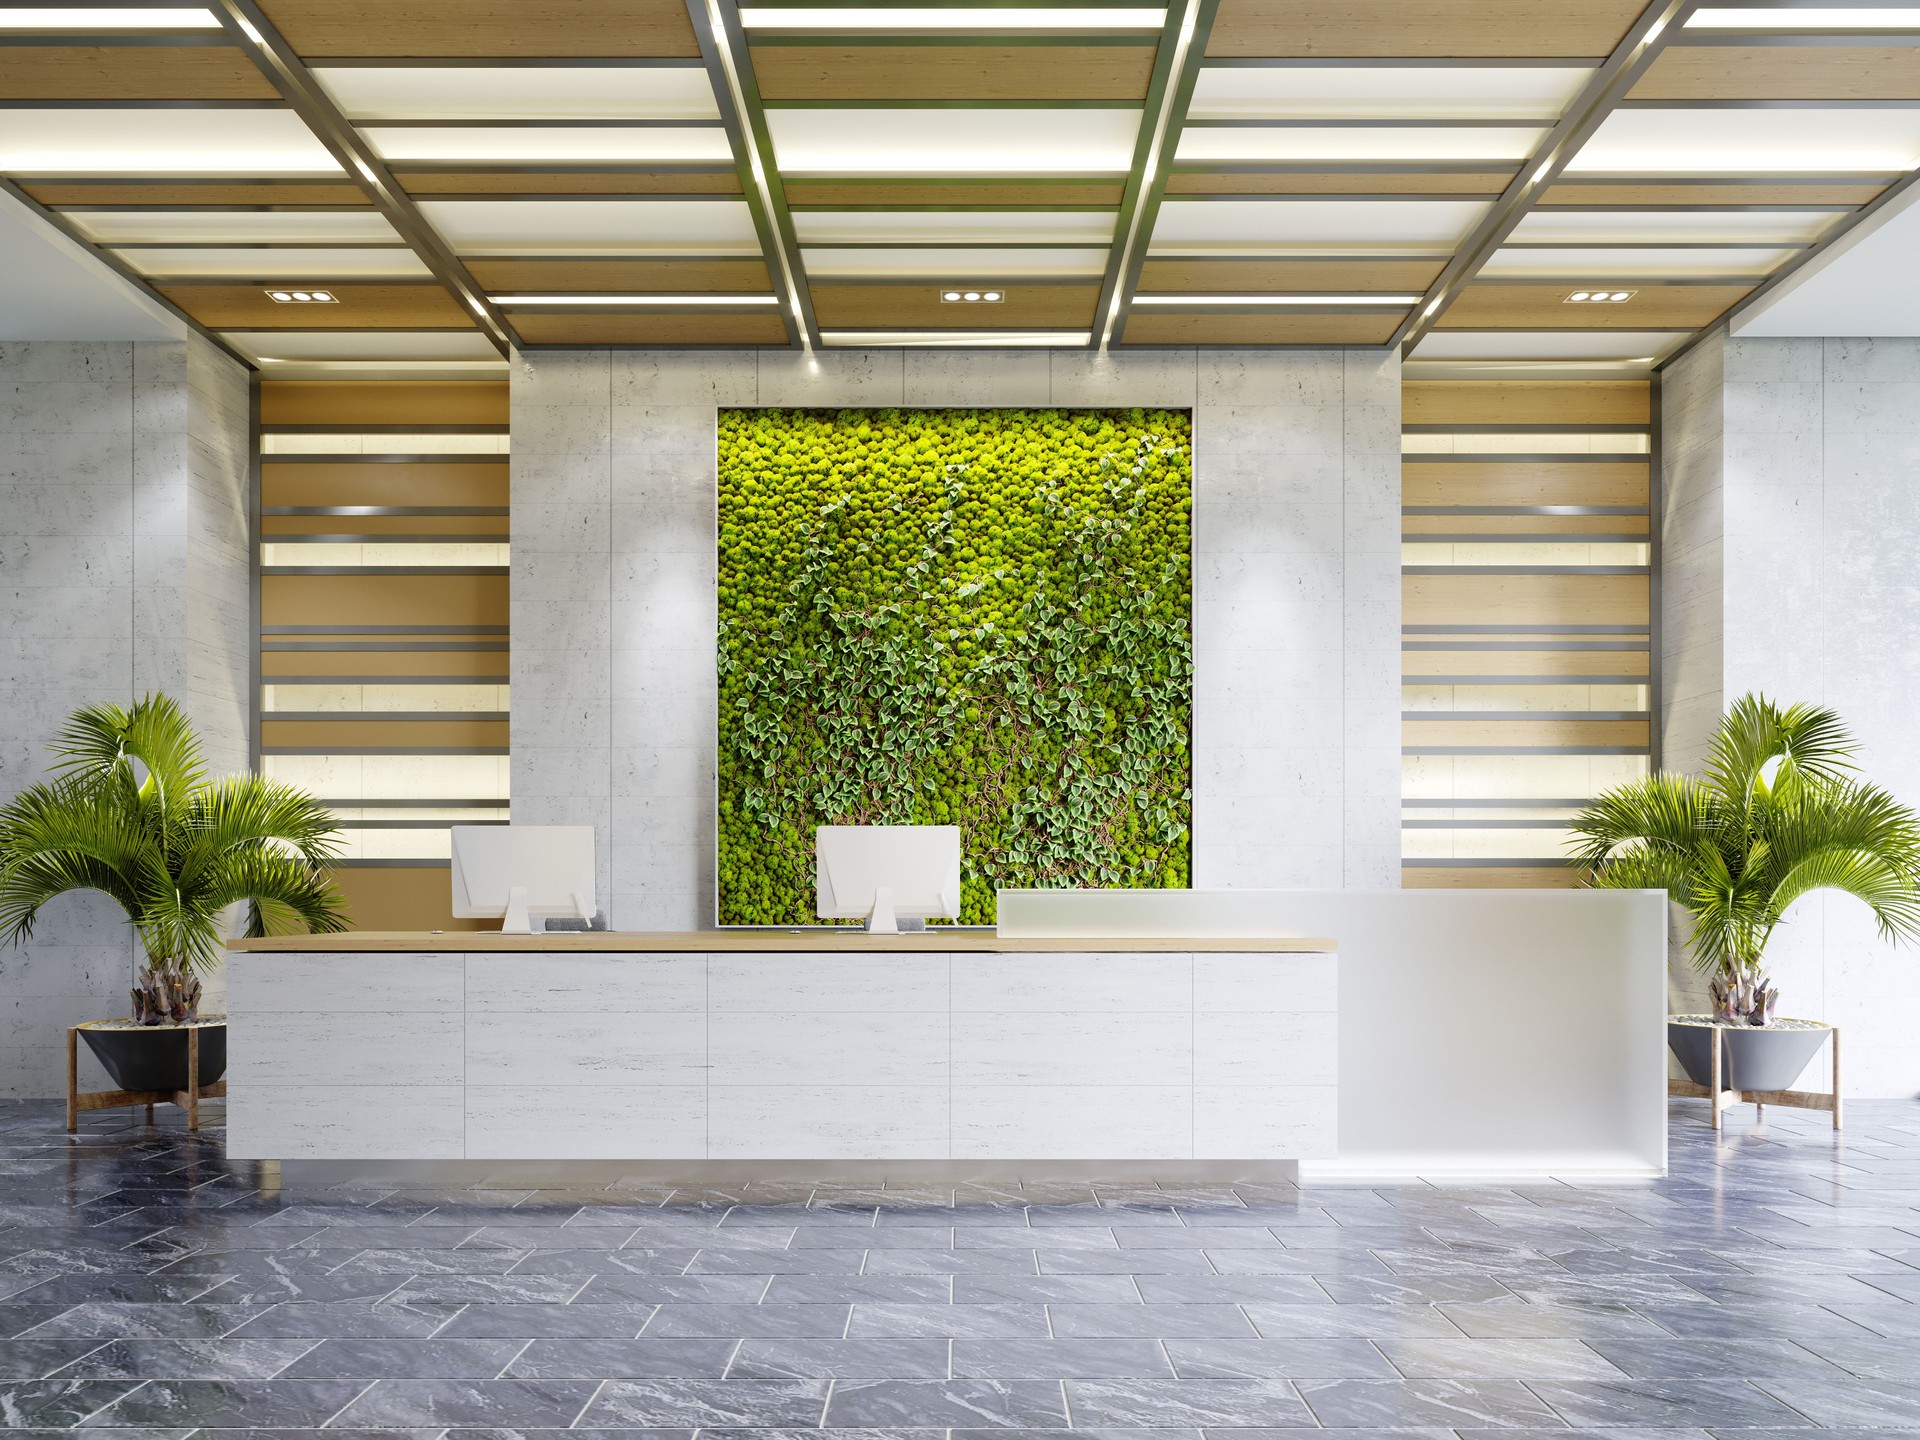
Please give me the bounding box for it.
[501,886,534,935]
[864,887,897,934]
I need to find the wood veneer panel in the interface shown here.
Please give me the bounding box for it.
[262,650,509,678]
[1404,572,1650,627]
[261,381,508,427]
[263,515,509,537]
[1120,312,1403,344]
[399,171,743,195]
[161,284,474,330]
[255,0,701,56]
[1541,182,1888,207]
[1403,865,1578,888]
[786,180,1127,207]
[465,258,772,292]
[261,463,508,508]
[262,718,509,748]
[1403,380,1650,426]
[0,45,279,100]
[1166,171,1516,195]
[1402,462,1649,507]
[509,312,790,345]
[1437,284,1753,331]
[811,284,1099,328]
[1206,0,1646,56]
[749,42,1156,100]
[328,867,491,932]
[1139,257,1446,291]
[1631,45,1920,101]
[1403,717,1650,747]
[262,574,508,629]
[22,182,370,206]
[1401,649,1650,677]
[1403,513,1650,536]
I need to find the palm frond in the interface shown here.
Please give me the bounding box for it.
[195,851,350,939]
[1705,693,1855,810]
[1568,774,1718,869]
[50,694,206,809]
[1765,845,1920,947]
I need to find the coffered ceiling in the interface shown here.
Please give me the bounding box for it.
[3,0,1916,371]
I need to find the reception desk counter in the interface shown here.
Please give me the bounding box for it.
[225,933,1339,1167]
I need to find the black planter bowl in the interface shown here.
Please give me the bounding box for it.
[78,1018,227,1093]
[1668,1014,1831,1092]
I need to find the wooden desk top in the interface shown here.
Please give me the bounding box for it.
[228,931,1337,954]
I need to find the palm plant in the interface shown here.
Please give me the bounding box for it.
[1571,693,1920,1025]
[0,694,348,1025]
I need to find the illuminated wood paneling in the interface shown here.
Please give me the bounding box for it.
[750,42,1156,100]
[329,867,490,932]
[1404,866,1579,889]
[1166,171,1516,195]
[1403,717,1650,748]
[508,313,791,345]
[399,171,743,196]
[21,182,371,207]
[1404,380,1651,427]
[263,718,510,749]
[1404,573,1649,627]
[1402,649,1650,678]
[1403,462,1649,508]
[255,0,702,56]
[812,284,1100,328]
[786,180,1128,207]
[1631,46,1920,101]
[0,45,280,100]
[1541,182,1888,207]
[1404,513,1650,537]
[1437,284,1754,331]
[261,462,507,509]
[264,515,509,537]
[262,650,509,678]
[1206,0,1647,57]
[1120,312,1404,345]
[465,258,773,292]
[260,381,507,427]
[160,284,477,331]
[1138,258,1447,292]
[263,574,508,628]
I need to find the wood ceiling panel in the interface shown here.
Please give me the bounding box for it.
[1138,258,1446,291]
[261,573,508,628]
[1167,171,1516,196]
[1404,572,1649,628]
[398,171,743,196]
[1541,182,1888,207]
[255,0,702,57]
[159,284,476,330]
[749,42,1157,101]
[1404,380,1650,426]
[812,284,1099,328]
[1205,0,1648,57]
[1631,46,1920,101]
[785,181,1128,207]
[260,463,507,508]
[1437,283,1754,330]
[21,182,371,206]
[510,313,791,344]
[1120,312,1403,344]
[466,258,773,291]
[0,45,280,100]
[260,380,508,427]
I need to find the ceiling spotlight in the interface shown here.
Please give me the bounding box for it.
[268,291,292,302]
[943,291,962,301]
[1565,289,1635,303]
[1569,291,1591,302]
[940,288,1004,303]
[310,290,333,302]
[983,291,1002,302]
[266,288,339,303]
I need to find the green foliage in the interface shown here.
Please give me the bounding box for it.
[0,694,349,976]
[1571,693,1920,984]
[716,406,1193,925]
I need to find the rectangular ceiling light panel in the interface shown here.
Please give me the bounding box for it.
[740,7,1166,30]
[0,110,339,174]
[111,246,432,279]
[1187,64,1592,120]
[1570,109,1920,173]
[1176,125,1546,162]
[315,66,721,121]
[821,330,1094,346]
[418,199,761,254]
[75,211,404,245]
[1687,7,1920,25]
[1511,209,1845,244]
[225,331,505,363]
[1410,330,1691,360]
[0,8,218,26]
[792,210,1117,245]
[1482,245,1804,277]
[801,246,1112,277]
[767,109,1142,174]
[1150,198,1491,251]
[362,127,734,163]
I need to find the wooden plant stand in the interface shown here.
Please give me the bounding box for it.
[67,1024,226,1133]
[1668,1022,1841,1131]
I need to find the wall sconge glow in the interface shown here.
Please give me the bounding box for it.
[0,8,217,26]
[266,289,337,303]
[1566,289,1636,302]
[1132,294,1422,306]
[491,294,781,305]
[941,289,1004,303]
[739,6,1166,28]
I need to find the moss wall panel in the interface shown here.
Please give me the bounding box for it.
[716,407,1194,926]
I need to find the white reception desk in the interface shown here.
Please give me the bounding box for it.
[224,933,1340,1169]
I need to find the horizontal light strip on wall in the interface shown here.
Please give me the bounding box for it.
[1403,711,1649,721]
[1404,819,1574,829]
[1407,674,1651,683]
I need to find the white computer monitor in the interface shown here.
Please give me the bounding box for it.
[815,825,961,933]
[450,825,597,934]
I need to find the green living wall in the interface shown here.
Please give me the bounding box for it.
[716,406,1192,926]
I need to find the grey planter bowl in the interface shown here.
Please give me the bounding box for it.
[1668,1015,1831,1093]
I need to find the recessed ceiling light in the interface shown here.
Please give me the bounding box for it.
[0,7,219,27]
[1132,294,1423,306]
[1687,7,1920,26]
[266,289,339,303]
[489,294,782,306]
[941,289,1003,303]
[738,6,1167,30]
[1565,289,1636,303]
[822,330,1089,347]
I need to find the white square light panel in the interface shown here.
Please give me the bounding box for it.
[1481,245,1803,278]
[112,247,433,279]
[1176,125,1545,162]
[72,211,403,245]
[0,109,339,173]
[418,199,760,254]
[792,211,1116,246]
[767,108,1142,173]
[801,247,1111,277]
[1187,64,1592,120]
[1510,209,1845,244]
[314,65,721,120]
[1687,7,1920,25]
[225,331,505,363]
[1569,109,1920,173]
[362,126,733,162]
[1150,198,1490,251]
[1410,330,1690,361]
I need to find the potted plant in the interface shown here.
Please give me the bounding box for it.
[1572,693,1920,1093]
[0,694,348,1094]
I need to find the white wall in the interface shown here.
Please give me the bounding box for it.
[0,337,251,1096]
[1661,334,1920,1096]
[511,347,1403,931]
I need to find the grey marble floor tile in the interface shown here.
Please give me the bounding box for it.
[687,1249,868,1274]
[1752,1375,1920,1426]
[1437,1302,1676,1340]
[1634,1302,1883,1340]
[1162,1338,1397,1379]
[1048,1304,1256,1339]
[763,1275,953,1304]
[221,1301,464,1340]
[21,1302,257,1339]
[1206,1250,1394,1277]
[577,1377,831,1427]
[0,1379,144,1427]
[727,1338,950,1378]
[380,1274,589,1304]
[275,1338,528,1378]
[1036,1250,1215,1275]
[1112,1227,1282,1250]
[1242,1303,1463,1339]
[324,1376,600,1428]
[824,1378,1069,1428]
[1135,1275,1331,1305]
[866,1250,1040,1275]
[435,1303,656,1339]
[643,1303,851,1338]
[0,1338,113,1380]
[46,1338,319,1381]
[1374,1337,1626,1380]
[953,1275,1140,1305]
[1295,1376,1567,1428]
[75,1378,374,1429]
[1587,1335,1853,1379]
[1067,1378,1315,1427]
[951,1339,1173,1378]
[1315,1274,1517,1305]
[1531,1379,1813,1428]
[848,1303,1050,1338]
[504,1337,737,1379]
[556,1273,770,1304]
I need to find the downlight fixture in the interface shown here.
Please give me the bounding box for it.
[941,288,1004,303]
[267,289,337,303]
[1566,289,1635,303]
